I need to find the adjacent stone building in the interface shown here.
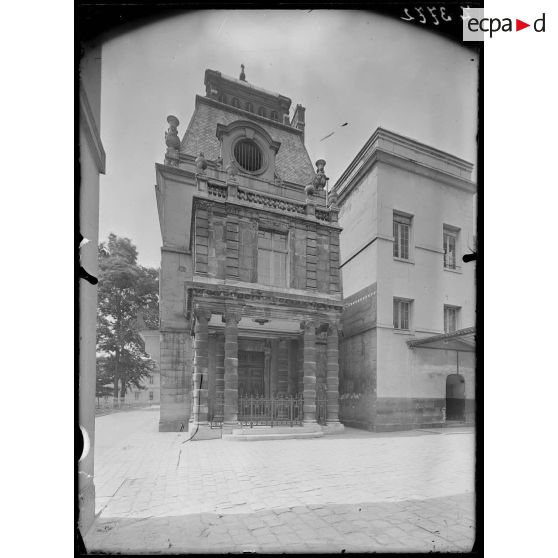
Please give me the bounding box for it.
[332,128,476,432]
[155,68,344,438]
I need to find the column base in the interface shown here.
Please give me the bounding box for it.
[321,421,345,435]
[185,421,222,441]
[222,421,239,434]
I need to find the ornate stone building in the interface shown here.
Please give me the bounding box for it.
[155,68,344,439]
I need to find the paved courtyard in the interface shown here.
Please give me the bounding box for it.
[84,408,476,553]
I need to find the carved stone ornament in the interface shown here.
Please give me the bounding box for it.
[226,161,239,179]
[305,183,315,198]
[165,115,180,150]
[195,152,208,173]
[327,188,339,208]
[312,159,328,190]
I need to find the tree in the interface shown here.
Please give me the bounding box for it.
[96,234,159,405]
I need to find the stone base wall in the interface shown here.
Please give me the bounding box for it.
[159,330,192,432]
[338,327,377,429]
[339,393,376,430]
[373,397,475,432]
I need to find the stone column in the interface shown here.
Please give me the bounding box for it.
[302,320,317,423]
[215,333,225,419]
[326,323,342,428]
[192,306,211,426]
[223,307,242,428]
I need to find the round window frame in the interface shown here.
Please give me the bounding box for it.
[231,136,268,176]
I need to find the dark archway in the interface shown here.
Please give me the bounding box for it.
[446,374,465,421]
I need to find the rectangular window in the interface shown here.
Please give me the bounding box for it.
[444,305,460,333]
[393,213,411,260]
[134,392,140,401]
[393,298,412,330]
[443,226,459,270]
[149,376,154,385]
[149,391,154,401]
[257,229,288,287]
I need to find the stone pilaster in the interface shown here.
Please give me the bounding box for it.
[215,332,225,416]
[326,323,343,431]
[192,306,211,425]
[302,320,317,423]
[223,307,242,428]
[188,306,221,440]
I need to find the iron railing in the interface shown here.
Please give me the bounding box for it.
[239,394,303,427]
[209,394,329,428]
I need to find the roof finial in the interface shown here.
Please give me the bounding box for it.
[239,63,246,82]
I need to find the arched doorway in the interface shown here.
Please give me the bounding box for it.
[446,374,465,421]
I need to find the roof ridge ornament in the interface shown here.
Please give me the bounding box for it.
[239,63,246,82]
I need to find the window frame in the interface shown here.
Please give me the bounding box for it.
[258,106,266,117]
[233,138,264,173]
[149,391,154,401]
[393,211,413,262]
[245,102,254,113]
[443,304,461,333]
[443,225,460,271]
[231,97,240,108]
[257,228,289,288]
[393,297,413,331]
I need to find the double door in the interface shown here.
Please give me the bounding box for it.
[238,350,265,396]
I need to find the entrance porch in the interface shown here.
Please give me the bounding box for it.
[185,283,344,439]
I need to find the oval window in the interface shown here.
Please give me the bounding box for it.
[234,139,263,172]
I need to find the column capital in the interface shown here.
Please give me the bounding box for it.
[327,322,341,336]
[223,305,242,325]
[194,304,212,323]
[300,319,316,332]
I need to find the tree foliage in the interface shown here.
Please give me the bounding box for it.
[96,234,159,402]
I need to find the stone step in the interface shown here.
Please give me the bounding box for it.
[231,424,323,435]
[223,430,324,441]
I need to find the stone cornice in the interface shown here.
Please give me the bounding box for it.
[184,279,343,321]
[192,194,341,232]
[195,95,303,136]
[334,127,476,204]
[155,162,197,182]
[79,86,106,174]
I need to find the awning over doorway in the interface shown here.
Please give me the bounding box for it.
[406,327,475,352]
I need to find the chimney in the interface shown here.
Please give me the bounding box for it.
[291,104,306,143]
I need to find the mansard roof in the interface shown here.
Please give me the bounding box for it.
[180,95,315,185]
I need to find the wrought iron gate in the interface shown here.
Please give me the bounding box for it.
[238,394,303,427]
[210,394,328,428]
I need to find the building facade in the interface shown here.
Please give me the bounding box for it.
[79,43,106,532]
[333,128,476,432]
[155,68,344,438]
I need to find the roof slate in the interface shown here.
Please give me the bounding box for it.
[180,99,315,186]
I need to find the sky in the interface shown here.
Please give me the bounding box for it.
[99,9,478,268]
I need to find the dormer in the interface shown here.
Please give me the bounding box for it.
[216,120,281,183]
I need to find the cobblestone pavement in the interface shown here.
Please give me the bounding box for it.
[84,409,476,553]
